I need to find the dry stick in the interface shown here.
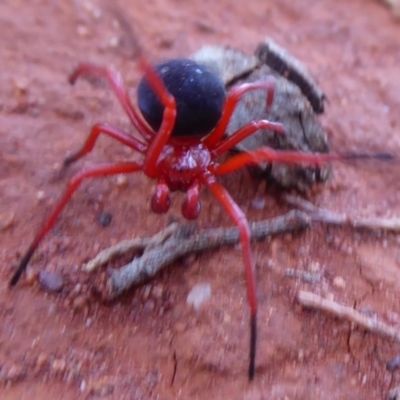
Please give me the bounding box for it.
[284,194,400,231]
[84,222,180,272]
[93,210,311,300]
[297,291,400,343]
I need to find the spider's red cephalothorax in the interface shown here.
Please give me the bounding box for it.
[11,54,381,380]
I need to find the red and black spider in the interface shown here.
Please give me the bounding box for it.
[9,54,392,380]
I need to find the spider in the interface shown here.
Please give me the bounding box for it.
[9,54,390,380]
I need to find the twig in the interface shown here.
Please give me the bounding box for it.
[93,210,311,300]
[284,194,400,231]
[297,291,400,343]
[83,223,179,272]
[285,268,321,284]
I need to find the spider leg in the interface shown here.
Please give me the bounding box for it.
[64,122,147,167]
[140,58,177,177]
[210,120,285,157]
[211,148,349,176]
[211,148,395,176]
[9,162,143,286]
[204,79,276,149]
[69,64,154,142]
[200,171,257,380]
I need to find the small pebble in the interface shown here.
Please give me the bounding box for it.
[152,284,164,299]
[35,353,48,373]
[251,197,266,210]
[333,276,346,289]
[39,270,64,292]
[186,282,211,311]
[25,268,37,285]
[387,356,400,371]
[97,211,112,227]
[386,310,400,324]
[51,358,66,373]
[108,36,119,48]
[80,380,87,392]
[0,212,15,231]
[142,285,152,301]
[36,191,45,200]
[308,261,321,273]
[143,300,155,312]
[116,174,128,187]
[76,25,90,37]
[12,77,29,94]
[72,295,89,313]
[173,322,186,332]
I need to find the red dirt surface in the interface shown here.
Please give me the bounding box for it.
[1,0,400,399]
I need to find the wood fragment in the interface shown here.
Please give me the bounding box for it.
[285,268,321,283]
[92,210,311,300]
[297,291,400,343]
[284,194,400,231]
[84,223,179,272]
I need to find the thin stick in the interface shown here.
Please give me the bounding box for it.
[83,222,179,272]
[93,210,310,300]
[297,291,400,343]
[284,194,400,231]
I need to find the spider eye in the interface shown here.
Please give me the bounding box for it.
[137,59,226,137]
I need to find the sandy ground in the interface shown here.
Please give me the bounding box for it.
[1,0,400,399]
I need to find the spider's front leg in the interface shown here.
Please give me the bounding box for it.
[204,79,277,149]
[210,119,285,157]
[64,123,147,167]
[210,147,391,176]
[200,171,258,380]
[69,64,154,142]
[10,162,143,286]
[140,62,177,177]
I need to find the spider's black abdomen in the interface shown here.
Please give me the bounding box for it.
[137,59,226,137]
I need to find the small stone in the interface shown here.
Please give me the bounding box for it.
[25,268,37,285]
[0,212,15,231]
[35,353,48,373]
[152,284,164,299]
[97,211,112,227]
[386,311,400,324]
[142,285,151,301]
[173,322,186,332]
[89,377,114,397]
[13,77,29,94]
[6,365,26,383]
[72,295,89,313]
[39,270,64,292]
[108,36,119,48]
[251,197,266,210]
[36,191,45,200]
[186,282,212,311]
[143,300,155,312]
[309,261,321,273]
[116,174,128,187]
[77,25,89,37]
[387,356,400,371]
[80,380,87,392]
[333,276,346,289]
[52,358,66,373]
